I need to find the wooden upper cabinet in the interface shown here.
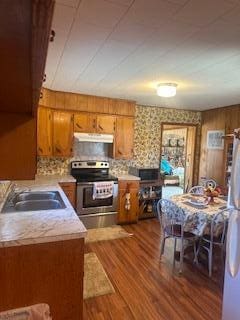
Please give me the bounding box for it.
[115,117,134,159]
[96,115,116,134]
[53,111,73,157]
[37,107,52,156]
[74,113,115,134]
[74,113,96,133]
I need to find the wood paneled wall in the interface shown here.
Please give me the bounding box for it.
[40,88,136,117]
[0,113,36,180]
[199,104,240,185]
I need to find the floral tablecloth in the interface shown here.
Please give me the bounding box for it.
[171,194,230,236]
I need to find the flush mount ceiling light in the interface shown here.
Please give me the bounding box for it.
[157,83,178,98]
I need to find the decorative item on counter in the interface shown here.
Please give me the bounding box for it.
[205,186,219,204]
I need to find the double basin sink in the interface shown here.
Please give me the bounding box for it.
[1,191,66,213]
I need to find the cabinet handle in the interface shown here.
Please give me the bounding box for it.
[113,122,116,131]
[39,92,43,99]
[76,123,82,129]
[38,147,43,153]
[43,74,46,82]
[93,119,96,129]
[49,147,51,152]
[98,124,104,131]
[55,147,61,153]
[50,30,56,42]
[118,149,123,155]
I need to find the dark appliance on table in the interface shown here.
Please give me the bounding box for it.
[128,166,163,219]
[71,161,118,229]
[128,166,160,182]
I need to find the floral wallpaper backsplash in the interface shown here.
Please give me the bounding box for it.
[37,105,201,182]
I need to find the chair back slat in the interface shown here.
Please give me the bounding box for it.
[188,186,205,195]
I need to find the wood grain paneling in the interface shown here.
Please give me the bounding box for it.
[0,238,84,320]
[40,88,136,116]
[0,113,36,180]
[199,104,240,185]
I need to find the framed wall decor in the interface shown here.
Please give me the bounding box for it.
[207,130,225,150]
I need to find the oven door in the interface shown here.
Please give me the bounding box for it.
[76,182,118,215]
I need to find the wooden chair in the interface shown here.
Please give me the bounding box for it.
[199,210,228,277]
[157,199,199,273]
[188,185,205,195]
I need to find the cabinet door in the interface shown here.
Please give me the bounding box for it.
[53,111,73,157]
[74,113,96,133]
[115,117,134,159]
[118,181,139,224]
[37,107,52,156]
[96,115,116,134]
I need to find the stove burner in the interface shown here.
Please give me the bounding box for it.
[70,160,118,183]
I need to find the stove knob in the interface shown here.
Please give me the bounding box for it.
[105,163,107,166]
[101,163,104,166]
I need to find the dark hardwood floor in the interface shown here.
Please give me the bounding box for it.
[84,219,223,320]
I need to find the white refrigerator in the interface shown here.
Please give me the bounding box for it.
[222,129,240,320]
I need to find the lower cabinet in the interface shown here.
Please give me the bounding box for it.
[0,238,84,320]
[117,180,139,224]
[59,182,76,208]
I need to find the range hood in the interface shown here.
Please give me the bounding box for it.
[74,132,114,143]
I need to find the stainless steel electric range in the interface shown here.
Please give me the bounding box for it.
[71,161,118,229]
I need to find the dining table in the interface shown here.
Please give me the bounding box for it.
[171,193,230,236]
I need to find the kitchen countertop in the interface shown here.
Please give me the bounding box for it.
[35,174,76,184]
[117,174,140,181]
[0,175,87,248]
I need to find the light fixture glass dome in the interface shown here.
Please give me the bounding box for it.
[157,83,178,97]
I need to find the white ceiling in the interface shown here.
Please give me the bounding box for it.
[44,0,240,110]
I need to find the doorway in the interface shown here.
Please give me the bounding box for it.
[160,123,197,198]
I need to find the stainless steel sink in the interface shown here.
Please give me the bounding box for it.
[1,191,66,213]
[15,199,63,211]
[13,191,59,203]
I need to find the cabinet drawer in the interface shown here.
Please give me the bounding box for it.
[119,180,139,191]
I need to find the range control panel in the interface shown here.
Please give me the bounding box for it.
[71,161,109,169]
